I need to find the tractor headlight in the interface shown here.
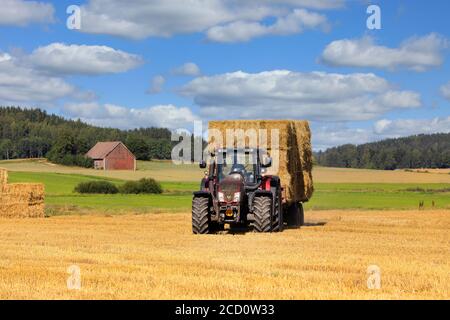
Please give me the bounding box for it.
[218,192,225,202]
[233,192,241,202]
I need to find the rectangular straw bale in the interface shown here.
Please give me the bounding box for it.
[208,120,313,202]
[0,167,7,190]
[0,182,45,218]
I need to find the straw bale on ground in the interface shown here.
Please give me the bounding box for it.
[0,168,44,218]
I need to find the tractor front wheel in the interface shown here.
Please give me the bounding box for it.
[192,197,210,234]
[252,196,272,232]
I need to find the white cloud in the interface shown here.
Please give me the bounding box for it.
[0,0,54,26]
[28,43,143,75]
[257,0,344,9]
[171,62,201,76]
[313,125,374,150]
[321,34,448,71]
[0,42,140,106]
[63,102,200,129]
[147,75,166,94]
[313,116,450,150]
[440,81,450,101]
[375,91,422,108]
[206,9,328,43]
[181,70,421,121]
[374,117,450,136]
[77,0,337,41]
[0,53,12,62]
[0,53,76,105]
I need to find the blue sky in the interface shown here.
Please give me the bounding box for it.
[0,0,449,150]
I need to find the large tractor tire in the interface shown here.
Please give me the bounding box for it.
[252,196,272,232]
[192,197,210,234]
[271,188,284,232]
[286,202,304,228]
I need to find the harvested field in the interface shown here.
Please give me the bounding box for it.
[313,166,450,184]
[0,210,448,299]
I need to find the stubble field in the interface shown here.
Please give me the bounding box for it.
[0,210,448,299]
[0,159,448,299]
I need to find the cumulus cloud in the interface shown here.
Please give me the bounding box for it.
[0,52,76,105]
[171,62,201,76]
[313,116,450,150]
[256,0,345,9]
[77,0,336,41]
[28,43,143,75]
[0,0,54,26]
[147,75,166,94]
[63,102,200,129]
[321,34,449,71]
[0,42,142,106]
[313,124,374,150]
[440,81,450,101]
[181,70,421,121]
[207,9,328,43]
[374,117,450,136]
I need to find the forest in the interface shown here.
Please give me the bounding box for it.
[0,107,175,166]
[1,107,448,169]
[315,133,450,169]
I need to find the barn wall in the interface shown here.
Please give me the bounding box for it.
[105,144,135,170]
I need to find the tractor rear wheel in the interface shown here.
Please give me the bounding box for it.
[252,196,272,232]
[272,188,284,232]
[192,197,210,234]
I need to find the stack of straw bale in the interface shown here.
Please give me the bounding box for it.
[0,168,45,218]
[208,120,314,202]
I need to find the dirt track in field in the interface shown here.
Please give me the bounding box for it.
[0,210,448,299]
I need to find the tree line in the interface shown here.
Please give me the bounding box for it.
[315,133,450,170]
[0,107,176,166]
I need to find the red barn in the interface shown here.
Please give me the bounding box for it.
[86,141,136,171]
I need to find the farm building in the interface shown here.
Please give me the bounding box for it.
[86,141,136,171]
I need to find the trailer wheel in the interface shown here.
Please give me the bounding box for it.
[299,203,305,226]
[286,202,304,227]
[192,197,210,234]
[252,196,272,232]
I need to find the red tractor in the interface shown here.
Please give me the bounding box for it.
[192,148,304,234]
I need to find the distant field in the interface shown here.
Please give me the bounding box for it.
[7,171,450,214]
[0,159,204,182]
[1,158,449,183]
[7,171,196,215]
[0,210,448,299]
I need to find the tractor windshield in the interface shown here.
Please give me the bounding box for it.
[216,150,258,183]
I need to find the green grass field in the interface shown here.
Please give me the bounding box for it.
[7,171,450,215]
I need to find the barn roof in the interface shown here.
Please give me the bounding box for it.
[86,141,126,159]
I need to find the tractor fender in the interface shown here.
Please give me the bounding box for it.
[253,190,273,198]
[200,177,209,191]
[261,175,281,190]
[193,191,211,199]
